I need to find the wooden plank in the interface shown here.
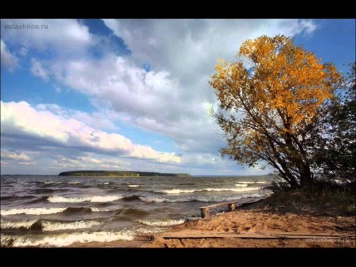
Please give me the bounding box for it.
[200,198,263,210]
[200,201,237,209]
[200,207,210,219]
[272,232,355,237]
[162,233,275,239]
[228,203,236,211]
[161,231,355,240]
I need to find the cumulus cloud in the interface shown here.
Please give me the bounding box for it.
[47,19,318,155]
[1,39,19,71]
[1,150,31,161]
[1,101,181,164]
[50,155,128,171]
[1,19,93,57]
[51,55,222,153]
[1,19,319,175]
[1,149,36,167]
[3,20,319,151]
[103,19,318,77]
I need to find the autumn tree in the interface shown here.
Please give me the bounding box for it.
[209,35,342,188]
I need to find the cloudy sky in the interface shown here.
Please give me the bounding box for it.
[1,19,355,175]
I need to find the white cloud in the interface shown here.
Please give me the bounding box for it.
[1,39,19,71]
[103,19,318,77]
[50,54,224,154]
[47,19,319,155]
[0,19,320,175]
[1,19,93,57]
[35,103,119,131]
[31,58,50,81]
[299,20,318,35]
[1,101,181,164]
[1,150,31,161]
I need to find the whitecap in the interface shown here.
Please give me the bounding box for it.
[1,207,66,216]
[1,231,134,247]
[48,195,123,203]
[42,220,101,231]
[138,219,185,227]
[0,219,37,229]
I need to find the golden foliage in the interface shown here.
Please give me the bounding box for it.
[211,35,341,133]
[209,35,342,186]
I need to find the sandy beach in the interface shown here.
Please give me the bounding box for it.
[70,202,355,248]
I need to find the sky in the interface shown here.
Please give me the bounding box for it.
[1,19,355,175]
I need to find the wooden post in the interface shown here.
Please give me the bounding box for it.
[200,207,210,219]
[228,203,236,211]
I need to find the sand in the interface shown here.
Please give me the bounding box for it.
[144,209,355,248]
[69,207,355,248]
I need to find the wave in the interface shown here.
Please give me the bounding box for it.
[123,208,150,217]
[139,193,262,203]
[48,195,123,203]
[1,195,35,201]
[134,227,166,235]
[1,207,66,216]
[128,185,140,188]
[238,181,255,184]
[1,219,38,230]
[138,219,185,227]
[0,219,101,232]
[1,231,134,247]
[33,188,55,194]
[161,187,260,194]
[44,181,62,185]
[62,207,93,214]
[63,207,118,214]
[256,181,266,184]
[91,207,113,212]
[98,182,110,185]
[234,184,248,187]
[162,189,195,194]
[25,196,50,204]
[121,195,141,201]
[42,220,101,232]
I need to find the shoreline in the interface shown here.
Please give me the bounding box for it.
[67,199,356,248]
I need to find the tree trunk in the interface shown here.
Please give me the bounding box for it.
[300,164,313,188]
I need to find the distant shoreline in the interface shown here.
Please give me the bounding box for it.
[58,170,191,177]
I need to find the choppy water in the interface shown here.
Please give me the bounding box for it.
[0,175,273,247]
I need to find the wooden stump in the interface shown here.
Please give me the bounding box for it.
[201,207,210,219]
[228,203,236,211]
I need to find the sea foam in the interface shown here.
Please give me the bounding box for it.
[1,207,66,216]
[48,195,123,203]
[234,184,248,187]
[42,220,101,231]
[138,219,185,227]
[128,185,140,188]
[161,187,260,194]
[1,231,134,247]
[139,194,262,203]
[0,219,37,229]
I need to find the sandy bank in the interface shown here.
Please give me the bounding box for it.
[144,208,355,248]
[69,206,355,248]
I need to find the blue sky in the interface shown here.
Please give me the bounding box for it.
[1,19,355,175]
